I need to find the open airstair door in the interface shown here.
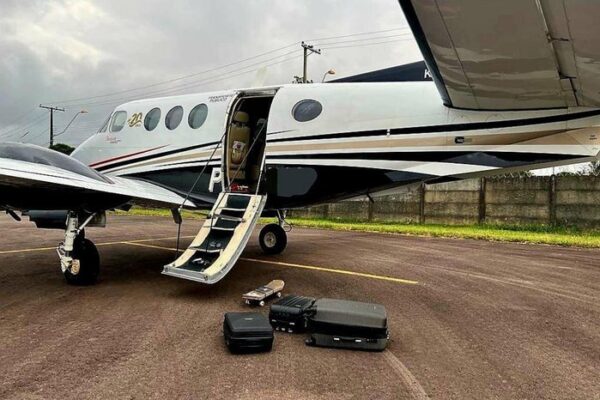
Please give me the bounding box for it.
[163,90,274,284]
[162,193,266,284]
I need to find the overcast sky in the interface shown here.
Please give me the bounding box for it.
[0,0,421,147]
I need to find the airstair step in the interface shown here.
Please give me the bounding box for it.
[212,218,239,230]
[188,246,222,254]
[211,213,244,222]
[220,207,246,213]
[225,194,251,209]
[212,226,235,232]
[162,193,267,284]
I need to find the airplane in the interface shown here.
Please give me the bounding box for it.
[1,0,599,286]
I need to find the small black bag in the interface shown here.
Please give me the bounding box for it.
[223,312,274,353]
[306,298,388,351]
[269,295,316,333]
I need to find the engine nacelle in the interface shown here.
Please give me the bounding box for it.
[25,210,106,229]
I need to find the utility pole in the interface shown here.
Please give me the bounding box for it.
[301,42,321,83]
[39,104,65,147]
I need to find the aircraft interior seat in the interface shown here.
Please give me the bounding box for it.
[228,111,250,181]
[249,118,268,181]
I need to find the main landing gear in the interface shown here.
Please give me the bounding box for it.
[259,210,289,255]
[57,212,100,285]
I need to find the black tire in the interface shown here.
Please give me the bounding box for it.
[259,223,287,255]
[64,238,100,286]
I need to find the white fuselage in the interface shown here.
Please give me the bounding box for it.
[72,81,600,208]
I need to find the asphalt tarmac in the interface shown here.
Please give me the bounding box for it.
[0,214,598,400]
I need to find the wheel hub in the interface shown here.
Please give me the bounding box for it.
[264,231,277,248]
[70,259,81,275]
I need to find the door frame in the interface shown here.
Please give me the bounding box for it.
[222,89,278,191]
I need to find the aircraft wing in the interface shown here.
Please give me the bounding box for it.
[398,0,600,110]
[0,143,192,211]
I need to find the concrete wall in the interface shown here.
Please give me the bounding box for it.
[287,176,600,229]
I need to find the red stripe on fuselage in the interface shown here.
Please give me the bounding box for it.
[89,145,168,168]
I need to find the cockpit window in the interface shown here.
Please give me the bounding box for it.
[109,111,127,132]
[292,99,322,122]
[98,115,110,133]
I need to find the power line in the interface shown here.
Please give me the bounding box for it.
[313,32,411,47]
[306,27,408,42]
[6,27,415,139]
[0,112,47,139]
[50,42,302,106]
[0,107,38,134]
[64,34,408,108]
[49,27,410,107]
[320,37,413,50]
[67,53,304,108]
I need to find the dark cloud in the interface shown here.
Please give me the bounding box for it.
[0,0,419,146]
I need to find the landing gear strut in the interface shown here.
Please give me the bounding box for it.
[259,210,289,255]
[58,212,100,285]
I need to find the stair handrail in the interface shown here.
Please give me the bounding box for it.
[205,122,267,243]
[174,130,227,258]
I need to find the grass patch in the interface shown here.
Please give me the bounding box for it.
[112,208,207,219]
[285,218,600,248]
[111,208,600,248]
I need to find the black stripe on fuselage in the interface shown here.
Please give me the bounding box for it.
[267,109,600,144]
[266,151,583,168]
[94,141,221,172]
[93,109,600,173]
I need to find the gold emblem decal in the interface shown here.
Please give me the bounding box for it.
[128,112,143,127]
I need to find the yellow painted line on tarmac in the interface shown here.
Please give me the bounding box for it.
[0,235,195,255]
[122,241,181,251]
[0,246,57,255]
[0,236,419,286]
[241,257,420,285]
[119,242,419,286]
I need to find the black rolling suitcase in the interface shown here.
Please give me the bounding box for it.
[306,298,389,351]
[223,312,274,353]
[269,295,315,333]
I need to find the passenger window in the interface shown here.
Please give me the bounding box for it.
[109,111,127,132]
[188,103,208,129]
[292,99,322,122]
[144,108,161,131]
[165,106,183,130]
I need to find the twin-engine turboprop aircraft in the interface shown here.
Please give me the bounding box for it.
[1,0,599,285]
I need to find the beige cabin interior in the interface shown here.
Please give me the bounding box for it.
[225,95,273,192]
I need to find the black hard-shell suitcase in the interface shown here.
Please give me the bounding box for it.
[269,295,316,333]
[223,312,274,353]
[306,298,388,351]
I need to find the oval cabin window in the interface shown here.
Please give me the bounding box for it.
[144,108,161,131]
[109,111,127,132]
[292,99,322,122]
[165,106,183,130]
[188,103,208,129]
